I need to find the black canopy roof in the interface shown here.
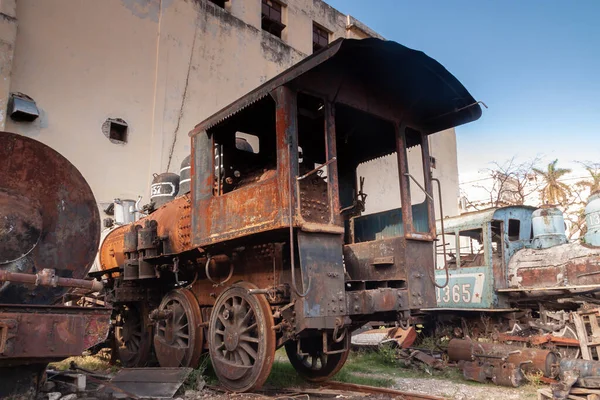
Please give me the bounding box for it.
[192,38,481,135]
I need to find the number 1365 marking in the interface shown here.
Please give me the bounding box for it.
[436,284,472,303]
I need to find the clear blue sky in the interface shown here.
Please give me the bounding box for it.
[327,0,600,177]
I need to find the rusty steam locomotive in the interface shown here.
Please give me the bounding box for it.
[96,38,482,391]
[0,132,110,397]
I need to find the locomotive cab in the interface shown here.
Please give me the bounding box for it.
[431,206,536,310]
[191,38,481,331]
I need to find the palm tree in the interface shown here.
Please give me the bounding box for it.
[533,159,572,205]
[577,164,600,194]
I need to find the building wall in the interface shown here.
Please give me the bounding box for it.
[357,128,459,219]
[6,0,460,219]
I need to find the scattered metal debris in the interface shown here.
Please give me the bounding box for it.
[351,326,417,349]
[447,338,559,387]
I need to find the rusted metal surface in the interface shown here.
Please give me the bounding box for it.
[508,242,600,291]
[346,288,406,315]
[344,237,408,282]
[99,194,194,271]
[295,231,345,330]
[497,333,580,347]
[0,304,110,366]
[448,338,559,378]
[0,132,100,305]
[461,360,524,387]
[411,350,444,370]
[104,367,192,399]
[0,268,103,291]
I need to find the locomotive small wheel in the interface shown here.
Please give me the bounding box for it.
[208,282,276,392]
[154,289,204,368]
[114,303,153,367]
[284,332,350,382]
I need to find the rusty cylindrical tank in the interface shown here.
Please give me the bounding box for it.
[447,338,559,378]
[99,194,193,271]
[0,132,100,304]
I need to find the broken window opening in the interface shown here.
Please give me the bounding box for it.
[312,23,329,53]
[211,97,277,196]
[297,92,330,224]
[508,219,521,241]
[457,229,484,268]
[436,232,457,270]
[262,0,286,38]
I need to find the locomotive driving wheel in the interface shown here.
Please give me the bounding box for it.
[284,332,350,382]
[154,289,204,368]
[114,303,153,367]
[208,282,276,392]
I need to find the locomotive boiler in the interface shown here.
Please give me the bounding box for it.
[0,132,110,397]
[98,37,482,392]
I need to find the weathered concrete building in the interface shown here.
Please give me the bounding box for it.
[0,0,460,219]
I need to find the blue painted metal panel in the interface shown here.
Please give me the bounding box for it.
[353,201,429,243]
[434,267,492,308]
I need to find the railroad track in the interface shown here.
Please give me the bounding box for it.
[209,382,444,399]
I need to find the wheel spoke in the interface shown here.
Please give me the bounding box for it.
[240,334,260,344]
[241,322,257,334]
[237,348,251,366]
[239,307,254,328]
[240,342,258,361]
[311,356,317,369]
[319,354,327,369]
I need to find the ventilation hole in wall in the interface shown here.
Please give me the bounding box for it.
[102,118,128,144]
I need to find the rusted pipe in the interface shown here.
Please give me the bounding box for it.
[205,255,234,287]
[296,157,337,181]
[432,177,449,288]
[0,268,104,291]
[288,133,309,298]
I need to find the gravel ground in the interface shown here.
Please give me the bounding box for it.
[391,377,538,400]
